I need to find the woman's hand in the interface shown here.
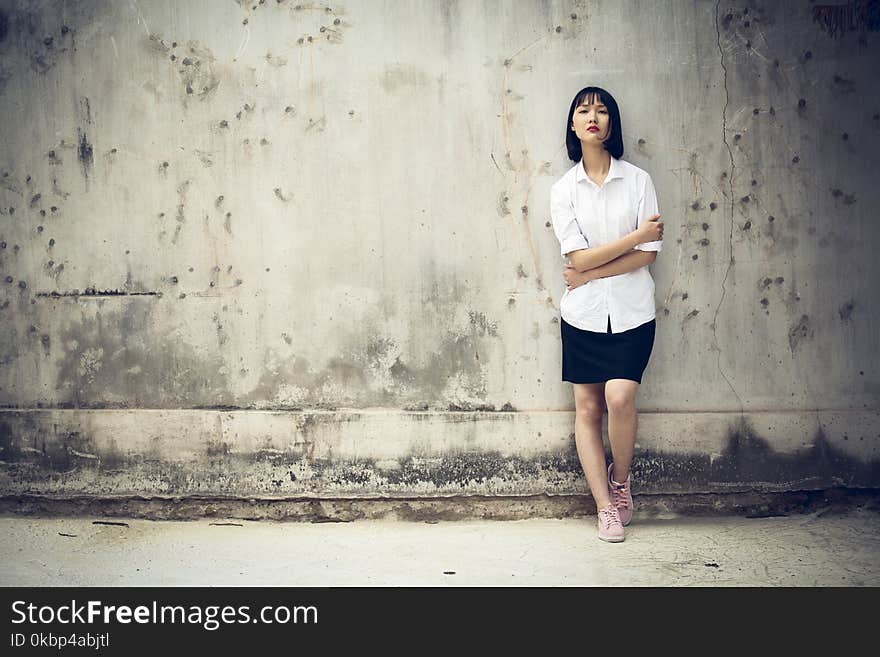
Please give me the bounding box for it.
[564,264,592,290]
[634,214,664,244]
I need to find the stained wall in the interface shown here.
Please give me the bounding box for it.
[1,0,877,501]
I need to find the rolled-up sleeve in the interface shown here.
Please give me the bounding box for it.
[634,173,663,253]
[550,182,589,257]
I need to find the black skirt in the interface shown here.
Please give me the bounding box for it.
[561,316,656,384]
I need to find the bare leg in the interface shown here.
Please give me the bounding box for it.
[572,382,612,509]
[604,378,640,481]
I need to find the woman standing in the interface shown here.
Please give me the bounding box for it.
[550,86,664,542]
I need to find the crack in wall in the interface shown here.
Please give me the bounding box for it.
[35,290,162,298]
[500,33,551,303]
[712,0,744,412]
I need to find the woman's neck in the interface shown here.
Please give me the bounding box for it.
[581,147,611,177]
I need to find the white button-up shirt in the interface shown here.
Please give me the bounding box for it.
[550,157,662,333]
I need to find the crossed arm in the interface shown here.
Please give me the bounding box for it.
[563,249,657,290]
[562,218,660,289]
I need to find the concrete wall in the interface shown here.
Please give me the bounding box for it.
[1,0,878,502]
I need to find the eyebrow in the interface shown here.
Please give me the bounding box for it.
[576,103,607,109]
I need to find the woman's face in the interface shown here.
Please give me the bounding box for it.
[571,95,611,146]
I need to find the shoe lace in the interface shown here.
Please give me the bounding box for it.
[610,481,630,510]
[600,505,622,529]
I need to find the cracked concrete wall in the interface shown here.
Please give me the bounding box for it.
[0,0,878,501]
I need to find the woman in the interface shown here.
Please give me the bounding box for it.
[550,86,664,543]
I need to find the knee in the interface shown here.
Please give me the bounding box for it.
[605,392,635,415]
[576,398,605,422]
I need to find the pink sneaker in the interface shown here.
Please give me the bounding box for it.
[608,462,634,526]
[596,503,625,542]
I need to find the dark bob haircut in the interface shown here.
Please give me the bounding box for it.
[565,86,624,162]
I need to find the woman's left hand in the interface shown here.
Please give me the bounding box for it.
[564,264,592,290]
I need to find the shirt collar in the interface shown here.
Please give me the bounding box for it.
[576,157,624,185]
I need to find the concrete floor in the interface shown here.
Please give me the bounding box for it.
[2,508,878,586]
